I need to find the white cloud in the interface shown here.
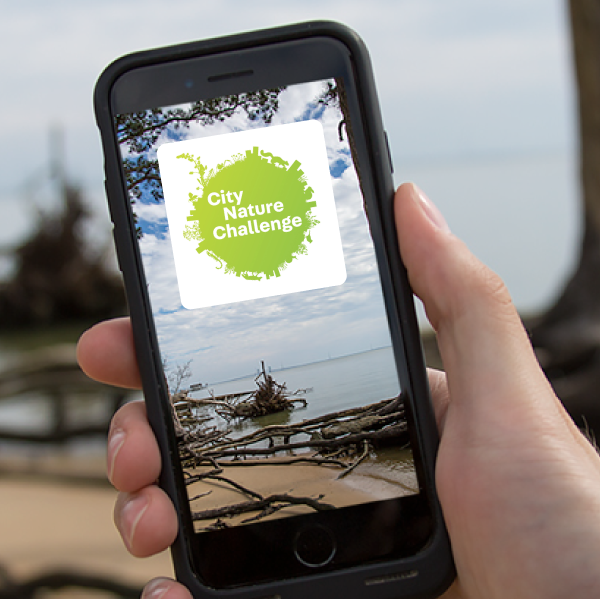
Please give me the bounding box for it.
[136,201,168,224]
[132,83,393,383]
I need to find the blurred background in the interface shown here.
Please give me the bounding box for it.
[1,0,599,596]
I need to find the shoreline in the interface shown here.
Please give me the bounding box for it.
[186,452,418,532]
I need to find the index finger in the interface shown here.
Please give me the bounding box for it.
[77,317,142,389]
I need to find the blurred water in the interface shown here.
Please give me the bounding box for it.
[400,150,580,318]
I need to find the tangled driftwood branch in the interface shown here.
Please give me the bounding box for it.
[192,493,335,524]
[172,361,307,428]
[181,395,406,457]
[177,388,407,528]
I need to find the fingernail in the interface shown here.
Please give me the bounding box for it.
[412,183,451,233]
[141,578,172,599]
[119,493,149,550]
[107,428,126,484]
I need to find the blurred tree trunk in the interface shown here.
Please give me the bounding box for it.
[530,0,600,435]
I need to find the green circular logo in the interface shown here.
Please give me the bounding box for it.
[180,147,318,281]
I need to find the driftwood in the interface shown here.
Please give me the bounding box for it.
[0,344,129,444]
[183,457,337,528]
[178,389,407,528]
[178,362,307,422]
[242,361,308,417]
[170,362,309,446]
[193,422,407,461]
[181,395,405,456]
[192,493,335,524]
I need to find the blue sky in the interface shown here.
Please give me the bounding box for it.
[0,0,579,316]
[126,82,395,382]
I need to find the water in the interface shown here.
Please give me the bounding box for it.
[194,346,401,433]
[187,347,419,503]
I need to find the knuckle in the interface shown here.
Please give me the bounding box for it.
[437,260,517,329]
[110,399,146,430]
[474,263,513,309]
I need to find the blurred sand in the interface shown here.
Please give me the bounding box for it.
[0,453,172,597]
[0,449,418,595]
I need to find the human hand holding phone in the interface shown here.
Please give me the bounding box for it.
[94,22,453,597]
[79,183,600,599]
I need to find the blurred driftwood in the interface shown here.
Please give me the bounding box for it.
[0,567,142,599]
[0,344,129,445]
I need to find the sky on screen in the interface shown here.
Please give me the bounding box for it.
[125,82,393,383]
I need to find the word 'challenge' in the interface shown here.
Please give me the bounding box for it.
[205,190,304,239]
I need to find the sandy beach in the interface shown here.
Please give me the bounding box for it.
[0,445,417,595]
[187,450,419,531]
[0,452,172,597]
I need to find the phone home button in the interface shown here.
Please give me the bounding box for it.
[293,525,336,568]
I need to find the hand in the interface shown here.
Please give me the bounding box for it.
[396,183,600,598]
[78,183,600,599]
[77,319,187,599]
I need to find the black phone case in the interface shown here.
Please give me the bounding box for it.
[94,20,454,599]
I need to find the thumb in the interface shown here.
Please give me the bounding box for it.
[394,182,562,432]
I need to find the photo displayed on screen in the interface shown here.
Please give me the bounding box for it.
[116,78,419,533]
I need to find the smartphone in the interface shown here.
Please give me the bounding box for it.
[94,21,453,599]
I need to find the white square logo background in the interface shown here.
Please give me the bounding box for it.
[157,120,347,309]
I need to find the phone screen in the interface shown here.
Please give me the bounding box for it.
[112,54,432,587]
